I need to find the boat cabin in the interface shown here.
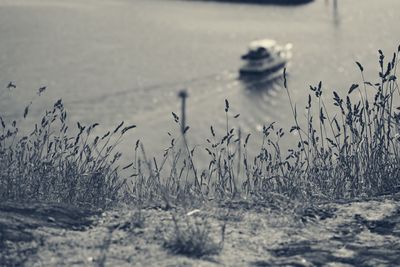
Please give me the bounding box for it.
[241,39,278,60]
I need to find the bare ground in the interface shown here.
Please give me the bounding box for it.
[1,194,400,267]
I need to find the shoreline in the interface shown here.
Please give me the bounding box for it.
[183,0,315,5]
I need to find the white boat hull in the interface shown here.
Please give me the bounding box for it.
[239,43,292,77]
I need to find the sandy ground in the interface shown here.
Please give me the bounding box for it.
[1,195,400,267]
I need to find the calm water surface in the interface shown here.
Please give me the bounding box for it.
[0,0,399,163]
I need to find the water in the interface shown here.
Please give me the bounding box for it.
[1,0,399,164]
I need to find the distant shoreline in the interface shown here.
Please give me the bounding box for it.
[183,0,314,5]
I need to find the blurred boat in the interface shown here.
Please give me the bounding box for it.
[239,39,292,82]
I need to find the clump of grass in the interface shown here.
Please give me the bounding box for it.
[0,98,136,208]
[130,208,146,229]
[163,212,225,258]
[281,46,400,198]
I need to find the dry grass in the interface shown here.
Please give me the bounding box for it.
[0,99,135,208]
[163,211,225,258]
[1,46,399,210]
[126,46,399,206]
